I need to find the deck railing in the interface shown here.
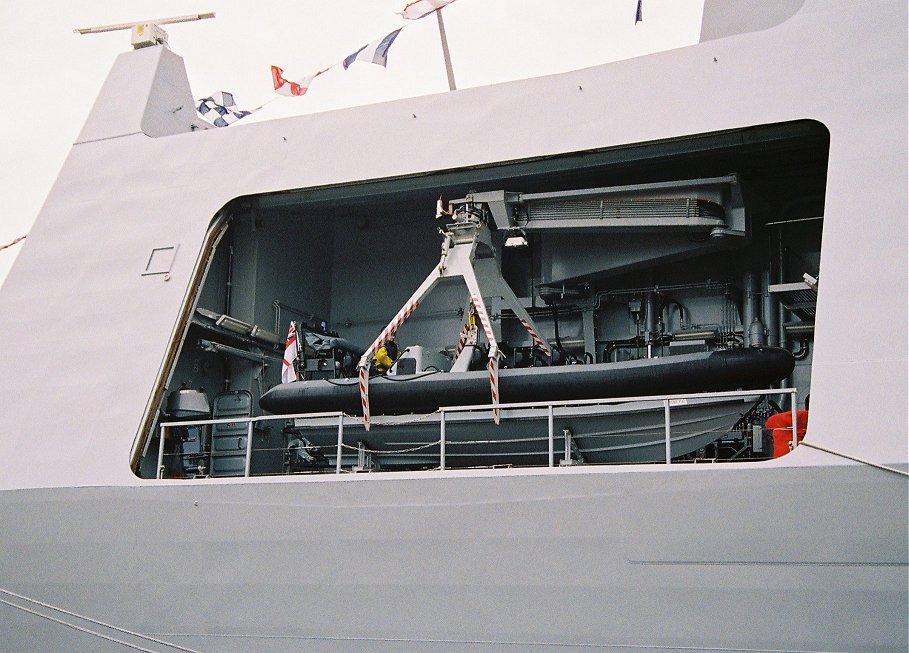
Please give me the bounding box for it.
[156,387,800,479]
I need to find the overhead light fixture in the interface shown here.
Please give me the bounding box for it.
[802,273,818,292]
[504,228,528,248]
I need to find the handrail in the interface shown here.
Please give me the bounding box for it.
[160,410,347,428]
[437,387,793,413]
[155,388,799,479]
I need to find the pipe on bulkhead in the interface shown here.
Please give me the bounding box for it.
[661,299,688,332]
[748,317,766,346]
[792,336,811,360]
[602,337,644,363]
[742,271,766,347]
[776,232,791,392]
[644,291,656,358]
[762,270,779,347]
[742,272,755,346]
[550,305,566,365]
[224,242,234,317]
[222,235,235,392]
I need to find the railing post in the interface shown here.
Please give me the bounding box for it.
[440,410,446,471]
[336,415,344,474]
[790,393,799,451]
[664,399,672,464]
[151,390,785,481]
[157,423,167,479]
[244,420,254,477]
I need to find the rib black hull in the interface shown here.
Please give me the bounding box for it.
[259,347,794,416]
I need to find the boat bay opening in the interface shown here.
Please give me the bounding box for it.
[134,119,827,479]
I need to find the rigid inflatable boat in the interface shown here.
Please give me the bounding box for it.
[259,346,794,416]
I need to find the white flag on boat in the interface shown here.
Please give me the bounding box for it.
[343,29,403,69]
[282,321,301,383]
[399,0,457,20]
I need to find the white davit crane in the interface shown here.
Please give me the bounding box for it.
[356,196,552,430]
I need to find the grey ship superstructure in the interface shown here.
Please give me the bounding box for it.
[0,1,906,651]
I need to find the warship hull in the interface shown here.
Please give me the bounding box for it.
[1,464,905,652]
[0,1,906,651]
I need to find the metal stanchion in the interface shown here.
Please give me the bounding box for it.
[664,399,672,464]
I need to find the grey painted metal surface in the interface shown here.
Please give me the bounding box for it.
[0,0,906,650]
[0,0,902,485]
[1,464,906,651]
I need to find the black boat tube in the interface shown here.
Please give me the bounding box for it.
[259,347,795,416]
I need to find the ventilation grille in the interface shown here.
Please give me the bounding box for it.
[526,197,725,222]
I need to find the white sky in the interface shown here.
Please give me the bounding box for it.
[0,0,703,286]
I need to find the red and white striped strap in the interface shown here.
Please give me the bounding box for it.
[488,353,500,425]
[518,317,551,357]
[454,330,467,359]
[366,299,420,357]
[469,294,497,347]
[359,366,371,431]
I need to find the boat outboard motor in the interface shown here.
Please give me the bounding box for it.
[165,388,212,477]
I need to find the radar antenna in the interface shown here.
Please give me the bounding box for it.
[74,12,215,49]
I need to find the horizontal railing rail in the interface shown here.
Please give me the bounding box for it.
[156,388,799,479]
